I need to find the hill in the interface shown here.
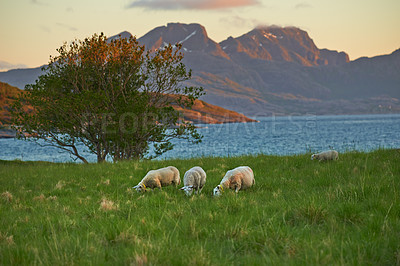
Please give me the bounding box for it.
[1,23,399,116]
[174,98,257,124]
[0,82,26,126]
[0,81,255,133]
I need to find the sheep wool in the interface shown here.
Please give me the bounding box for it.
[133,166,180,192]
[311,150,339,161]
[213,166,255,196]
[180,166,207,196]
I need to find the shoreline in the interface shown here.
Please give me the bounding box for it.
[1,148,398,165]
[2,113,399,163]
[0,128,16,139]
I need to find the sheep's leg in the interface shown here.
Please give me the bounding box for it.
[154,180,162,190]
[233,178,242,193]
[234,185,241,193]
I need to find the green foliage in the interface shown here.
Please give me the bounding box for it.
[11,33,204,163]
[0,149,399,265]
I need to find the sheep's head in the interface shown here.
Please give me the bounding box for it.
[311,154,316,160]
[133,183,146,193]
[180,185,194,196]
[213,185,224,197]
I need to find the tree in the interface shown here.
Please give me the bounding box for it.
[12,33,204,163]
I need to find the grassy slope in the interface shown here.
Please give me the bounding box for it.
[0,150,399,265]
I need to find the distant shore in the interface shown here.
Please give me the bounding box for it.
[0,128,16,139]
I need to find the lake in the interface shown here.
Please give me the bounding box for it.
[1,114,399,163]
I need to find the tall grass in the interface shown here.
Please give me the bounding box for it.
[1,149,399,265]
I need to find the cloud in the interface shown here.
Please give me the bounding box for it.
[127,0,260,10]
[0,61,28,71]
[56,23,78,32]
[39,23,77,33]
[295,2,312,9]
[31,0,49,6]
[39,25,52,33]
[220,16,262,29]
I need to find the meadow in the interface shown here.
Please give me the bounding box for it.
[1,149,399,265]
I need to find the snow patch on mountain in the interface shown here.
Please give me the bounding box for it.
[179,31,197,44]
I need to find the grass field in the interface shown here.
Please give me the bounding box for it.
[1,149,399,265]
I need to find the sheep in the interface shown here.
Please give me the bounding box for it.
[213,166,255,196]
[311,150,339,161]
[133,166,180,192]
[180,166,207,196]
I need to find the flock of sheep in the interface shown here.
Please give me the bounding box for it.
[132,150,339,196]
[132,165,254,196]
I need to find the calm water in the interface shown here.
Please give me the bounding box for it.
[1,114,399,163]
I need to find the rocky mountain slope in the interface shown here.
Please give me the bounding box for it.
[219,26,349,66]
[1,23,399,116]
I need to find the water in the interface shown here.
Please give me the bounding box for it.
[1,114,399,163]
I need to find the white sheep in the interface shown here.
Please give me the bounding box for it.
[311,150,339,161]
[180,166,207,196]
[133,166,180,192]
[213,166,255,196]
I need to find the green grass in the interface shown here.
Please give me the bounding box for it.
[1,149,400,265]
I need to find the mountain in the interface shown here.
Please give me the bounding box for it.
[162,23,399,115]
[0,66,43,91]
[139,23,230,59]
[1,23,399,116]
[107,31,133,42]
[220,26,349,66]
[312,49,400,99]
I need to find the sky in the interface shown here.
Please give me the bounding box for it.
[1,0,399,71]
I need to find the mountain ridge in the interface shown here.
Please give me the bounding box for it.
[1,23,399,116]
[219,26,349,66]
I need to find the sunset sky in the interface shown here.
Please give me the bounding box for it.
[1,0,399,70]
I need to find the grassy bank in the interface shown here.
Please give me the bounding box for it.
[1,149,399,265]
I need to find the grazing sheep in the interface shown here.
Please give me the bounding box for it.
[133,166,180,192]
[311,150,339,161]
[180,166,207,196]
[213,166,255,196]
